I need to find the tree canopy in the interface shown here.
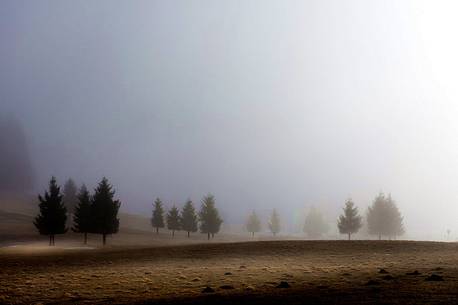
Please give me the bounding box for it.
[167,206,181,237]
[180,199,198,237]
[268,209,281,236]
[367,193,404,240]
[303,207,328,239]
[246,210,261,237]
[63,178,78,214]
[72,184,92,244]
[199,194,223,239]
[90,177,121,245]
[34,176,67,245]
[151,198,165,233]
[337,199,362,240]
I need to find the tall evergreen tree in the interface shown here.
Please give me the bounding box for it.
[303,207,329,239]
[246,210,261,237]
[63,178,78,214]
[167,206,181,237]
[151,198,165,234]
[337,199,362,240]
[199,194,223,240]
[90,177,121,245]
[34,177,67,246]
[385,194,404,239]
[180,199,198,237]
[72,184,92,244]
[367,193,405,240]
[367,193,387,240]
[268,209,281,236]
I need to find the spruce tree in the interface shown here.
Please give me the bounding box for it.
[72,184,92,244]
[385,194,404,239]
[167,206,181,237]
[268,209,281,236]
[63,178,78,214]
[337,199,362,240]
[151,198,165,234]
[303,207,329,239]
[34,177,67,246]
[246,210,261,237]
[199,194,223,240]
[367,193,405,240]
[90,177,121,245]
[180,199,198,237]
[367,193,387,240]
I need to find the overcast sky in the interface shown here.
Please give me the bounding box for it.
[1,0,457,239]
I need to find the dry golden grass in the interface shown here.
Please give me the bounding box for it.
[0,240,457,304]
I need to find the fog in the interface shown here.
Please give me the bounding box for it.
[1,0,457,240]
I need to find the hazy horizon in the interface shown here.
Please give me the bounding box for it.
[1,0,458,240]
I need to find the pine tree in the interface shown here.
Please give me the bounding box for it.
[199,194,223,240]
[63,178,78,214]
[367,193,387,240]
[268,209,281,236]
[367,193,405,240]
[180,199,198,237]
[246,210,261,237]
[167,206,181,237]
[151,198,165,234]
[337,199,362,240]
[72,184,92,244]
[303,207,328,239]
[34,177,67,246]
[385,194,404,239]
[90,177,121,245]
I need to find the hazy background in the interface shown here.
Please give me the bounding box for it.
[1,0,457,239]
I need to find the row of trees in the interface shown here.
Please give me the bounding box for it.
[245,193,404,240]
[151,195,223,240]
[35,177,120,245]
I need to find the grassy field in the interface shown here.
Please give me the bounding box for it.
[0,240,456,305]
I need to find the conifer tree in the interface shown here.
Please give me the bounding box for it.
[367,193,405,240]
[385,194,404,239]
[268,209,281,236]
[167,206,181,237]
[90,177,121,245]
[246,210,261,237]
[199,194,223,240]
[303,207,329,239]
[72,184,92,244]
[34,177,67,246]
[151,198,165,234]
[63,178,78,214]
[180,199,198,237]
[367,193,387,240]
[337,199,362,240]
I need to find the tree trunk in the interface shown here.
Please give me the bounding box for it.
[102,234,106,246]
[172,230,175,237]
[348,233,351,241]
[252,232,254,237]
[187,231,190,238]
[207,232,210,240]
[84,232,88,245]
[156,227,159,234]
[49,235,52,246]
[212,233,214,239]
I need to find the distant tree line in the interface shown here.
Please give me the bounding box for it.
[35,176,404,245]
[34,177,120,246]
[151,194,223,240]
[244,192,404,240]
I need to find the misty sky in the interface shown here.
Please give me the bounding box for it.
[1,0,458,238]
